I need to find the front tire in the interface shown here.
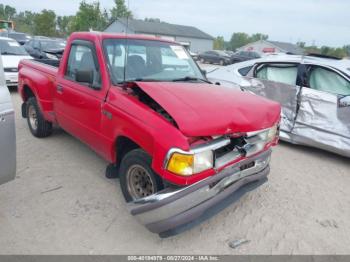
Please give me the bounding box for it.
[26,97,53,138]
[119,149,164,202]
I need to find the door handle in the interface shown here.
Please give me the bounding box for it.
[57,85,64,93]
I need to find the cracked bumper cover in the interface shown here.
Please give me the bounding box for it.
[127,149,271,234]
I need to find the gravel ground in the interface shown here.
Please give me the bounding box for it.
[0,89,350,255]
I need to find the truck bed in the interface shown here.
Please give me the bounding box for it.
[33,59,60,68]
[20,59,59,78]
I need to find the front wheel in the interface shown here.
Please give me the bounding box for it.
[119,149,164,202]
[220,59,225,66]
[26,97,53,138]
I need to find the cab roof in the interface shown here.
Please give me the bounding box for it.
[70,31,179,45]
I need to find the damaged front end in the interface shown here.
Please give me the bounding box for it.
[128,149,271,234]
[128,126,278,234]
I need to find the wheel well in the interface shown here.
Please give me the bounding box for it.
[23,85,35,101]
[115,136,140,166]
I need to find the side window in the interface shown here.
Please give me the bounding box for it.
[33,40,40,50]
[238,66,253,76]
[256,63,298,85]
[308,66,350,96]
[65,44,101,87]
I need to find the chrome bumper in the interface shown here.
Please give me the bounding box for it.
[128,149,271,234]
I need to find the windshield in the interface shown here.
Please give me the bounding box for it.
[40,40,66,50]
[103,38,205,84]
[8,33,26,42]
[0,39,28,55]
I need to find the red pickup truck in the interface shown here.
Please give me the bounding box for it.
[18,32,280,234]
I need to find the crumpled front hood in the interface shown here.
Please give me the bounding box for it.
[136,82,281,137]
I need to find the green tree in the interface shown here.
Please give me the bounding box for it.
[0,4,16,20]
[344,45,350,56]
[229,32,250,51]
[57,15,74,37]
[250,33,268,42]
[69,1,107,33]
[327,47,347,58]
[213,36,225,50]
[110,0,132,20]
[13,11,36,34]
[33,9,57,37]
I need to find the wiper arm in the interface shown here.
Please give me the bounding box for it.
[131,78,163,82]
[117,78,163,85]
[172,76,212,84]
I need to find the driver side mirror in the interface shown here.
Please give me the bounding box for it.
[75,69,101,90]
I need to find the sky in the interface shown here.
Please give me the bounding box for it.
[2,0,349,47]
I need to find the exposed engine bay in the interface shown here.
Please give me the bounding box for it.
[131,85,178,127]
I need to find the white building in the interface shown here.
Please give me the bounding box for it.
[104,18,214,53]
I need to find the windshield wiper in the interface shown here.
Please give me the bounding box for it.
[123,78,164,83]
[117,78,163,85]
[172,76,212,84]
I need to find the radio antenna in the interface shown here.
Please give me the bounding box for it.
[122,0,131,86]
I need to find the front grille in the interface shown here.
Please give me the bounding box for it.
[214,130,268,168]
[4,67,18,72]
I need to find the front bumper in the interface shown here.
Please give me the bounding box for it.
[128,149,271,234]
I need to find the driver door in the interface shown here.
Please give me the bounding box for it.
[243,62,300,134]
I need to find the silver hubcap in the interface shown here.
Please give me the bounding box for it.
[126,164,155,200]
[28,105,38,130]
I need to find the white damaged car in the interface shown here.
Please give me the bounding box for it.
[0,36,32,87]
[0,53,16,184]
[208,54,350,157]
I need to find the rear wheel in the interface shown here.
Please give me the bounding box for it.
[26,97,53,138]
[119,149,164,202]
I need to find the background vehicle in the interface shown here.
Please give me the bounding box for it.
[208,54,350,157]
[198,50,231,65]
[230,51,262,63]
[0,31,32,45]
[0,53,16,185]
[189,50,198,61]
[18,32,280,234]
[24,37,66,59]
[0,36,32,87]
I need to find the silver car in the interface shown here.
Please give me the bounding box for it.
[0,54,16,184]
[208,54,350,157]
